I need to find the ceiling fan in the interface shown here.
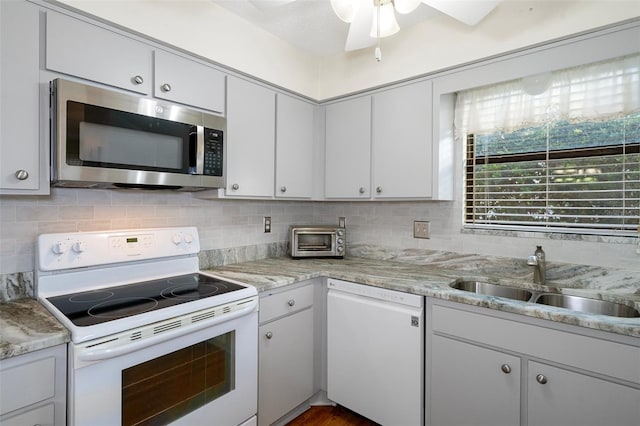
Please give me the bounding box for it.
[249,0,500,53]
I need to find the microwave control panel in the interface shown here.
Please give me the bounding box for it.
[203,128,223,176]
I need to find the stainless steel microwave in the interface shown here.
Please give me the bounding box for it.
[290,226,346,258]
[50,78,226,191]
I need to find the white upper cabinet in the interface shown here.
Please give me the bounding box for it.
[0,0,44,193]
[372,81,433,198]
[275,94,315,199]
[153,50,225,114]
[46,11,152,94]
[325,96,372,199]
[225,77,276,198]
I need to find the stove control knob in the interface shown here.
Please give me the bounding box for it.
[172,233,182,245]
[52,241,67,255]
[183,233,193,244]
[72,241,86,253]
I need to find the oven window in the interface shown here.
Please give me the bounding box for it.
[297,233,333,251]
[122,331,235,426]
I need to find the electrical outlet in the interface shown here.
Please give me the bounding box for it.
[414,220,430,239]
[263,216,271,233]
[339,216,346,228]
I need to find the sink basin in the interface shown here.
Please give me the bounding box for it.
[534,294,640,318]
[450,280,533,301]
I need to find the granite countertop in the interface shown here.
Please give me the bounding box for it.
[0,298,70,360]
[204,254,640,338]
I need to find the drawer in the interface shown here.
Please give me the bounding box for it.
[260,284,314,323]
[0,356,56,415]
[432,304,640,384]
[1,403,54,426]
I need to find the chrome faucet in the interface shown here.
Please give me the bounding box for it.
[527,245,546,285]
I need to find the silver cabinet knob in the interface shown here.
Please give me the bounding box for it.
[287,299,295,307]
[14,170,29,180]
[359,187,366,194]
[501,364,511,374]
[265,331,273,339]
[161,83,172,92]
[280,186,287,193]
[376,186,382,193]
[133,75,144,84]
[231,183,239,190]
[536,374,548,384]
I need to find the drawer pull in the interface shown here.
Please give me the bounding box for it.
[287,299,295,307]
[265,331,273,339]
[536,374,548,384]
[501,364,511,374]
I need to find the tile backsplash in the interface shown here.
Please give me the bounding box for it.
[1,187,638,282]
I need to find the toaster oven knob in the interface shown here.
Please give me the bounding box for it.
[337,246,344,253]
[133,75,144,85]
[337,238,344,244]
[52,241,67,255]
[161,83,172,92]
[337,229,345,236]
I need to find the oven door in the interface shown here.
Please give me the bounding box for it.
[68,304,257,426]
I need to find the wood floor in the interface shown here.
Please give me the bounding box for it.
[285,405,380,426]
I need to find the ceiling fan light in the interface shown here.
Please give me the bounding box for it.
[370,3,400,38]
[394,0,422,14]
[330,0,360,23]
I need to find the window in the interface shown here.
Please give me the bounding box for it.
[457,54,640,236]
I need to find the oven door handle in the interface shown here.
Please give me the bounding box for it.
[77,298,258,362]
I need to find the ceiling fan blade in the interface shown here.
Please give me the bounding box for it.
[422,0,499,26]
[248,0,297,10]
[344,0,376,52]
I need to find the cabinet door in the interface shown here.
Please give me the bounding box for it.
[275,94,315,198]
[46,11,152,94]
[225,77,276,197]
[372,81,433,198]
[154,50,225,114]
[325,96,371,198]
[430,335,520,426]
[528,361,640,426]
[0,0,42,192]
[259,308,314,426]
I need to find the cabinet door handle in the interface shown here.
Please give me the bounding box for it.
[161,83,172,92]
[280,186,287,193]
[231,183,239,190]
[133,75,144,84]
[376,186,382,193]
[359,187,366,194]
[265,331,273,339]
[287,299,295,307]
[536,374,548,384]
[14,170,29,180]
[500,364,511,374]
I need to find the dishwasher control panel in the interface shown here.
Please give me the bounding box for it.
[327,278,423,308]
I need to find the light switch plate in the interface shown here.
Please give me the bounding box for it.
[414,220,430,239]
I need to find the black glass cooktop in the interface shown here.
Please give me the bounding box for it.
[46,273,246,327]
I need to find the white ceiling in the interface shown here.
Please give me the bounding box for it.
[212,0,440,57]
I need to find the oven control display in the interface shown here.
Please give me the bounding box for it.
[109,234,154,255]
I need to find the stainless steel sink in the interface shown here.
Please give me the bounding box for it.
[450,280,533,302]
[534,293,640,318]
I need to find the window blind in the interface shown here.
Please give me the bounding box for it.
[459,55,640,236]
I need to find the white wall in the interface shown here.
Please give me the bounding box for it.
[55,0,640,100]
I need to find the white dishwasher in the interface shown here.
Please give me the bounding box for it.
[327,278,424,426]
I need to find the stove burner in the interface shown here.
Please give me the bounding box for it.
[69,290,115,303]
[88,297,159,319]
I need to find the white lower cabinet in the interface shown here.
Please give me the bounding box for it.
[0,344,66,426]
[527,361,640,426]
[258,283,315,426]
[427,300,640,426]
[430,335,520,426]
